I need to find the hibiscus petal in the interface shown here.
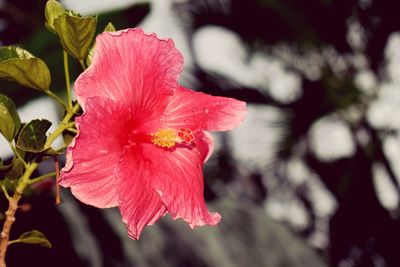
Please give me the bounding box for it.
[143,132,221,228]
[74,28,183,129]
[60,97,130,208]
[164,86,246,132]
[116,145,167,239]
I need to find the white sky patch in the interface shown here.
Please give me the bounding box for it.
[368,32,400,130]
[272,45,324,81]
[229,104,285,171]
[102,208,154,266]
[139,0,193,79]
[264,186,311,231]
[286,157,309,185]
[372,163,400,211]
[62,0,148,15]
[367,83,400,129]
[269,72,302,103]
[323,47,349,76]
[354,69,377,95]
[287,199,309,230]
[193,26,249,83]
[193,26,302,104]
[385,33,400,85]
[309,115,356,162]
[250,54,302,103]
[352,53,369,69]
[64,0,195,86]
[265,198,286,221]
[383,136,400,186]
[368,33,400,213]
[346,19,366,51]
[307,174,338,218]
[356,128,370,148]
[309,227,329,249]
[0,97,62,160]
[287,158,337,217]
[0,135,12,159]
[58,191,103,267]
[269,158,337,248]
[265,186,309,231]
[300,169,337,249]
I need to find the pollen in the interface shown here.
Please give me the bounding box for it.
[151,128,194,148]
[178,127,194,143]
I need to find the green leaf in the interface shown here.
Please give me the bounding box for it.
[0,157,12,173]
[43,147,62,156]
[11,230,52,248]
[16,119,52,153]
[53,12,97,60]
[0,164,11,172]
[62,130,75,146]
[45,0,65,33]
[0,94,21,142]
[86,22,115,66]
[3,157,24,179]
[104,22,116,32]
[0,157,12,172]
[0,177,16,191]
[0,47,51,92]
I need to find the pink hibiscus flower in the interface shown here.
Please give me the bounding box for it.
[60,28,246,239]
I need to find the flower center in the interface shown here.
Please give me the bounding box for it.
[151,128,194,148]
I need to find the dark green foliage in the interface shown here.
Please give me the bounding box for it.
[11,230,52,248]
[0,93,21,141]
[53,12,97,60]
[0,47,51,92]
[16,119,52,153]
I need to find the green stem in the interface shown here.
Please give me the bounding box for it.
[8,142,27,168]
[46,91,68,111]
[44,103,80,150]
[0,102,80,267]
[7,240,18,246]
[64,51,73,110]
[66,128,78,134]
[54,144,68,153]
[28,172,57,185]
[1,186,10,201]
[0,162,36,267]
[79,59,86,70]
[15,163,38,194]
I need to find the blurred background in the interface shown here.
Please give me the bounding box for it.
[1,0,400,266]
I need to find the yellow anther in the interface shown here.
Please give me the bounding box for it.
[151,128,195,148]
[151,129,178,148]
